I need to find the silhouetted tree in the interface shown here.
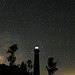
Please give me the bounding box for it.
[20,60,33,75]
[7,44,18,66]
[26,60,33,72]
[20,61,27,71]
[46,57,58,75]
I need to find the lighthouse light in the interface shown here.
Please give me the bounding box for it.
[35,46,39,49]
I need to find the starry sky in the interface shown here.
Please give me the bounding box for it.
[0,0,75,75]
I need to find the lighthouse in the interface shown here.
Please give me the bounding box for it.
[34,46,40,75]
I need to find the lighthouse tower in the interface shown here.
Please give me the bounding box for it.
[34,46,40,75]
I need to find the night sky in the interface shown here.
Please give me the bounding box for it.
[0,0,75,75]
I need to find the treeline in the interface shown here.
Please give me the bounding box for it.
[0,44,58,75]
[0,44,33,75]
[0,63,32,75]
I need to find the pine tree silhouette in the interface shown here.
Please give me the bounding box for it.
[7,44,18,66]
[46,57,58,75]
